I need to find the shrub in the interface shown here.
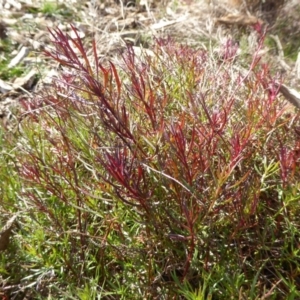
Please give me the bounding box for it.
[9,25,300,298]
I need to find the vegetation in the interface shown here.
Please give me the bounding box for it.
[0,39,25,81]
[1,22,300,299]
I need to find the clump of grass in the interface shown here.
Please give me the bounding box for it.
[4,25,300,298]
[40,1,73,18]
[41,1,59,15]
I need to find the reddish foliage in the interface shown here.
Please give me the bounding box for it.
[16,25,300,292]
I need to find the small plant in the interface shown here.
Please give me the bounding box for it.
[4,25,300,298]
[41,1,59,15]
[39,1,72,18]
